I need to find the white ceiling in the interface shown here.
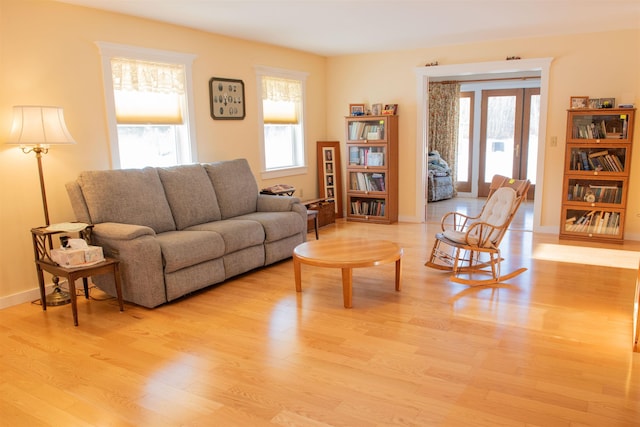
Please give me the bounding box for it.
[57,0,640,56]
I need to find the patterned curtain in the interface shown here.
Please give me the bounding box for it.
[428,82,460,185]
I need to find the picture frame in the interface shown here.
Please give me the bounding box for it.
[316,141,343,218]
[349,104,365,116]
[371,103,382,116]
[209,77,245,120]
[588,98,601,109]
[600,98,615,109]
[570,96,589,109]
[383,104,398,115]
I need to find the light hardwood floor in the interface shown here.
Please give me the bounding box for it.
[2,206,640,426]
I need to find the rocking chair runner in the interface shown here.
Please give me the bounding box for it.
[425,175,531,285]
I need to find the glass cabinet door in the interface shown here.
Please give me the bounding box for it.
[346,118,386,142]
[348,145,386,167]
[565,145,628,174]
[567,109,634,143]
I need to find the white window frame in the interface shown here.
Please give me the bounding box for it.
[255,65,308,179]
[96,42,198,169]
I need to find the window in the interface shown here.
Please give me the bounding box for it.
[97,42,197,169]
[256,66,308,178]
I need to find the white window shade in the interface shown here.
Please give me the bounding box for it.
[263,99,298,124]
[262,77,301,124]
[111,58,185,124]
[114,91,183,124]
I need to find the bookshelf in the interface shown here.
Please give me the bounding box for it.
[345,114,398,224]
[560,108,635,243]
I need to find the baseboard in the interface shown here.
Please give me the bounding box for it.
[0,283,56,310]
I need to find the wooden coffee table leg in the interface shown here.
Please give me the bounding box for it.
[293,256,302,292]
[395,257,402,291]
[341,267,353,308]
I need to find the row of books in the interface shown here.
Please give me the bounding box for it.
[571,149,624,172]
[564,210,620,234]
[348,122,384,140]
[348,147,385,166]
[568,184,621,204]
[572,118,627,140]
[350,199,385,216]
[349,172,386,192]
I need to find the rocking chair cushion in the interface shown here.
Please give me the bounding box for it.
[479,187,517,225]
[442,187,517,247]
[443,229,479,245]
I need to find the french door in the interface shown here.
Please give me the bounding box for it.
[478,88,539,198]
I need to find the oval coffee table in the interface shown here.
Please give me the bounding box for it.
[293,238,403,308]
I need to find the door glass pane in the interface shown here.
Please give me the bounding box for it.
[457,96,471,182]
[485,95,515,181]
[527,94,540,185]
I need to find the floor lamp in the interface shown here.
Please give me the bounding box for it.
[7,105,76,306]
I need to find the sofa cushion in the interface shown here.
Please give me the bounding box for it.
[78,168,176,233]
[186,219,264,254]
[155,230,226,274]
[234,211,304,242]
[204,159,259,219]
[158,164,222,230]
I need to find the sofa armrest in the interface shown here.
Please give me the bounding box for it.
[92,222,156,240]
[89,222,166,308]
[257,194,300,212]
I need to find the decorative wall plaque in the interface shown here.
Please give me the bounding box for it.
[209,77,245,120]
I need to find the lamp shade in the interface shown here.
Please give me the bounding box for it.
[7,106,76,145]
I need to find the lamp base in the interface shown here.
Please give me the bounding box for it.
[46,279,71,306]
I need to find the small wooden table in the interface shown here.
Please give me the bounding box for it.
[293,238,403,308]
[31,226,124,326]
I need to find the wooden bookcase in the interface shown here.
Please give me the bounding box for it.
[345,114,398,224]
[559,108,635,243]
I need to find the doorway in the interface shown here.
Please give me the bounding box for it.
[478,88,539,199]
[415,57,553,232]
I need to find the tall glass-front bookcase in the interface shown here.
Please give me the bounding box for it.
[560,108,635,243]
[345,114,398,224]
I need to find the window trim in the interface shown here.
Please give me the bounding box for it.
[255,65,308,179]
[96,42,198,169]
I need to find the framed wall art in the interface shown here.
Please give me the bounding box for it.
[209,77,245,120]
[316,141,343,218]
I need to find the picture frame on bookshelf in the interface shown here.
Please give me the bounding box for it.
[371,103,382,116]
[600,98,615,109]
[349,104,365,116]
[589,98,601,109]
[383,104,398,115]
[316,141,343,218]
[570,96,589,109]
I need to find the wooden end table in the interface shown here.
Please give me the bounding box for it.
[31,226,124,326]
[293,238,402,308]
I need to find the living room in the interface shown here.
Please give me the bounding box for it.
[1,0,639,424]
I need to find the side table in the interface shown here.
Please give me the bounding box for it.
[31,226,124,326]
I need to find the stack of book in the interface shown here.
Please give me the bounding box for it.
[565,210,620,234]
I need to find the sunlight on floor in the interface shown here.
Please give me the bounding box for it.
[532,243,640,269]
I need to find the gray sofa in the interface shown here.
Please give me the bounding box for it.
[65,159,306,308]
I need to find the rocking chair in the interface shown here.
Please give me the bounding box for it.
[425,175,531,285]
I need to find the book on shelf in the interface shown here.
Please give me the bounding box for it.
[565,210,620,234]
[572,149,624,172]
[367,152,384,166]
[348,122,384,140]
[350,172,385,191]
[350,199,385,216]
